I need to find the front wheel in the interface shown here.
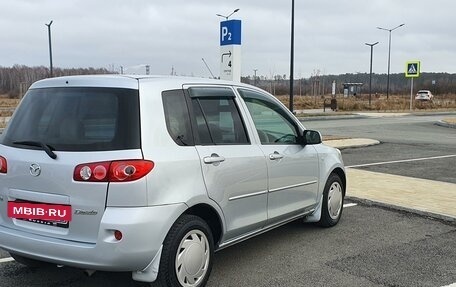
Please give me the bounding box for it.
[317,173,345,227]
[154,215,214,287]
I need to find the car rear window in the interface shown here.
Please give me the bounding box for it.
[1,87,140,151]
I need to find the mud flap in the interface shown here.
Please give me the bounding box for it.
[132,245,163,283]
[303,194,323,223]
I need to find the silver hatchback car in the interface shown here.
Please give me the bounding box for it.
[0,75,345,286]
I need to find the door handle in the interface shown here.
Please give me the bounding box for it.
[269,151,284,160]
[203,153,226,165]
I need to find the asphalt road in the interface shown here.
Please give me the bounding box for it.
[0,204,455,287]
[304,114,456,183]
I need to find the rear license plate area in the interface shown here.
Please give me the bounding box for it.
[8,200,71,229]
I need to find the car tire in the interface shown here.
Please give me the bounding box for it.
[10,253,50,268]
[154,214,214,287]
[317,173,345,227]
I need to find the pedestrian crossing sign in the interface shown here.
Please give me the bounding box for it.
[405,61,420,78]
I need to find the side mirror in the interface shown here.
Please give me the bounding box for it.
[302,130,322,145]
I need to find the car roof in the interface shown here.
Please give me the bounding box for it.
[29,74,260,91]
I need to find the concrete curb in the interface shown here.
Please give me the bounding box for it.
[435,120,456,129]
[347,196,456,225]
[324,138,381,150]
[298,110,456,121]
[412,111,456,117]
[299,115,366,122]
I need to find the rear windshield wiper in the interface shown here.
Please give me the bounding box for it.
[13,141,57,160]
[176,135,189,146]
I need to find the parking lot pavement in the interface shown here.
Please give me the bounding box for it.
[346,168,456,221]
[323,137,456,222]
[1,203,456,287]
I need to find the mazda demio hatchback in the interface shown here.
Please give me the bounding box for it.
[0,75,345,287]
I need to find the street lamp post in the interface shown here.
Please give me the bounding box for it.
[377,23,404,99]
[289,0,295,112]
[45,20,54,77]
[216,8,240,20]
[253,69,258,86]
[365,42,379,108]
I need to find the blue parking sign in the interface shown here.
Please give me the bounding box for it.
[220,20,241,46]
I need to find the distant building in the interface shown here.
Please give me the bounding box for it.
[342,83,363,97]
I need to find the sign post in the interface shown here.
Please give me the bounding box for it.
[405,61,420,111]
[220,20,241,82]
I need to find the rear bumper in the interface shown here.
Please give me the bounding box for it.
[0,203,187,271]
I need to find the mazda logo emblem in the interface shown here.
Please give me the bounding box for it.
[30,163,41,177]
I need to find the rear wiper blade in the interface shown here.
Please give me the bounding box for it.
[176,135,189,146]
[13,141,57,160]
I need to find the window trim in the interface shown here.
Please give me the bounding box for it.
[183,86,251,146]
[187,87,236,98]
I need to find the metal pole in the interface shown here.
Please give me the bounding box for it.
[377,24,404,100]
[202,58,215,78]
[369,44,374,107]
[289,0,295,112]
[45,21,53,77]
[410,77,413,111]
[365,42,379,108]
[216,8,240,20]
[253,69,258,86]
[386,31,391,99]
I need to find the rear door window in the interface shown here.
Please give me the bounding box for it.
[2,87,140,151]
[187,87,250,145]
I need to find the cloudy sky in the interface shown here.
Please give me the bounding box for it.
[1,0,455,78]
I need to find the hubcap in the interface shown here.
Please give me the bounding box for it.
[175,230,210,287]
[328,182,343,220]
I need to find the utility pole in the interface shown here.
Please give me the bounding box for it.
[45,20,54,77]
[365,42,379,108]
[289,0,295,112]
[377,23,405,99]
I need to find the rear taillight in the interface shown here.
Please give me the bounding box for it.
[0,156,7,174]
[73,160,154,182]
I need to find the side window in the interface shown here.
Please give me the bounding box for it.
[162,90,194,146]
[238,89,299,145]
[188,87,249,145]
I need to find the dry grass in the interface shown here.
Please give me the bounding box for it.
[0,96,20,107]
[443,118,456,124]
[277,94,456,111]
[0,95,18,128]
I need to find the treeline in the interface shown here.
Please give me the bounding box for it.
[1,65,455,97]
[243,72,456,96]
[0,65,111,97]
